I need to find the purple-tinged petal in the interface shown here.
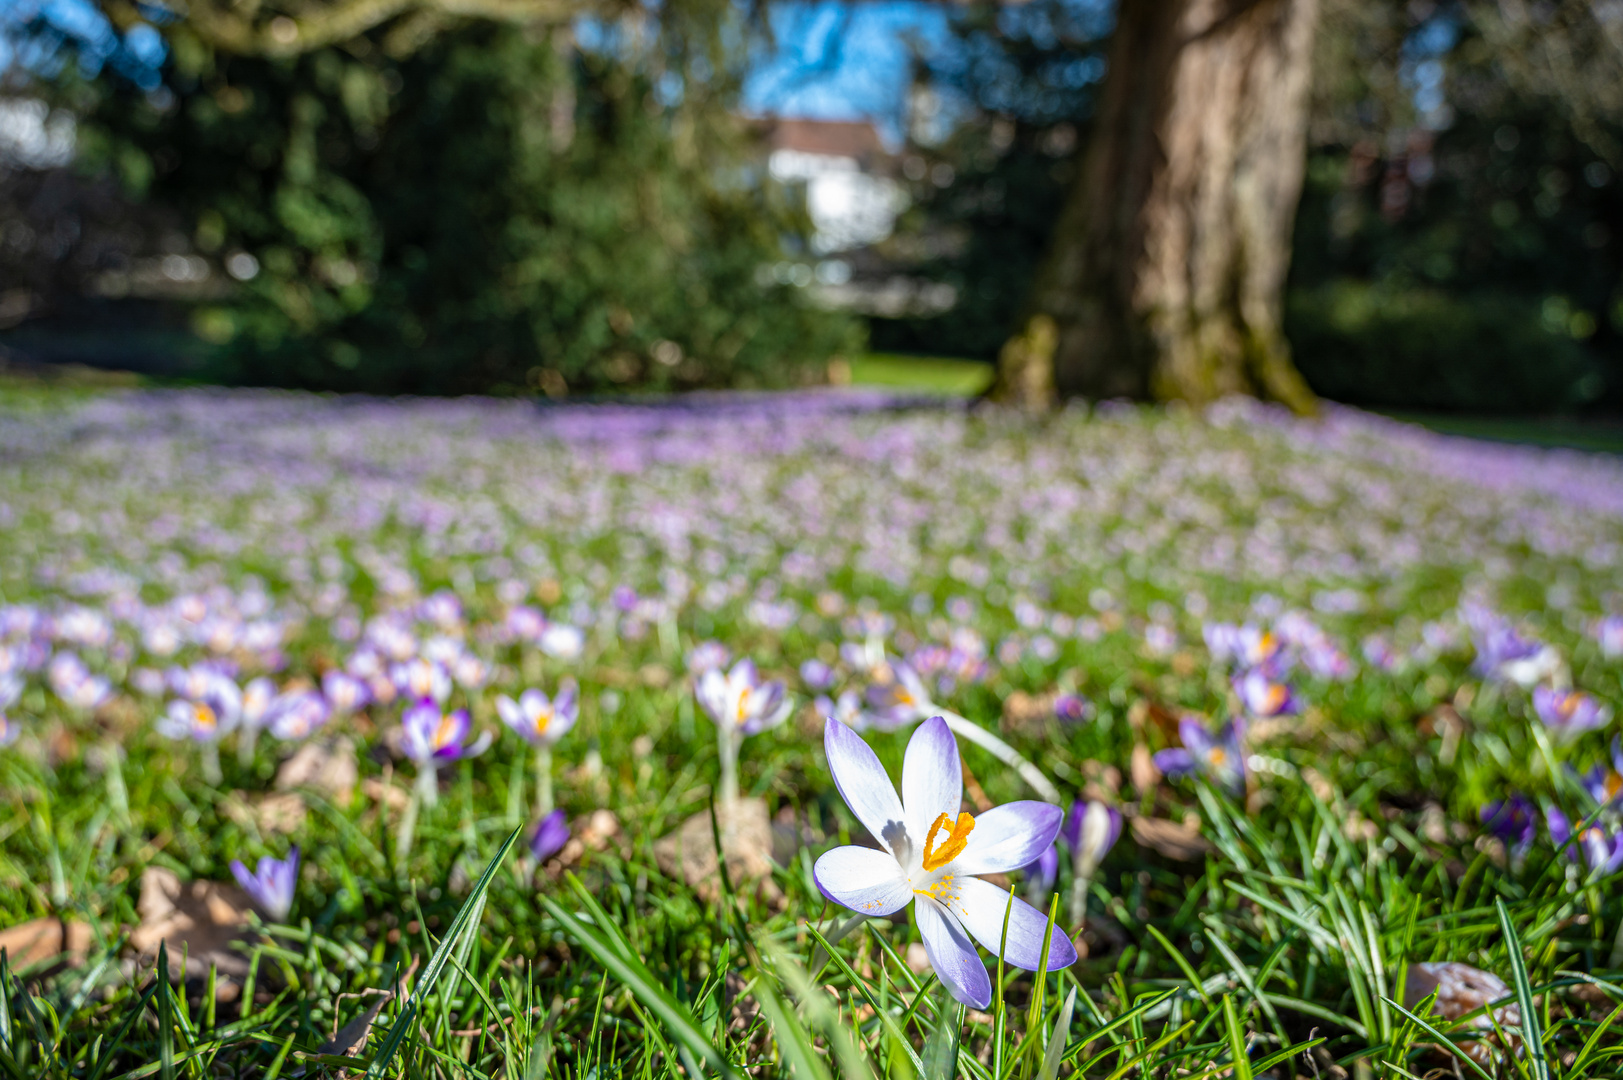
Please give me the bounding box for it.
[915,897,991,1009]
[823,719,908,858]
[949,877,1077,971]
[1153,748,1195,776]
[529,810,570,863]
[901,717,962,845]
[954,802,1063,875]
[812,846,912,916]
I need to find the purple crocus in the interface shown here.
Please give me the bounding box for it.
[1233,668,1296,718]
[799,658,836,692]
[322,669,372,713]
[496,681,580,748]
[697,658,792,807]
[230,846,299,922]
[816,689,872,732]
[687,640,731,675]
[1154,716,1246,795]
[1471,617,1559,686]
[1573,738,1623,808]
[401,699,491,765]
[0,673,21,747]
[1597,616,1623,659]
[1546,806,1623,876]
[264,690,332,741]
[1480,796,1537,857]
[813,716,1076,1008]
[1053,693,1091,724]
[528,809,570,865]
[1061,798,1122,925]
[862,660,933,730]
[1021,842,1059,896]
[1532,687,1611,739]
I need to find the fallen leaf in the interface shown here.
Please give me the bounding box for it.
[276,738,358,805]
[0,917,91,969]
[361,776,409,811]
[1129,744,1159,795]
[1404,960,1520,1066]
[130,866,254,979]
[320,991,392,1057]
[1129,816,1211,861]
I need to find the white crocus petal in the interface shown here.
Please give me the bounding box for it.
[915,897,992,1009]
[696,669,730,726]
[948,877,1078,971]
[824,719,909,858]
[812,846,913,916]
[901,717,962,848]
[952,801,1064,875]
[496,694,523,730]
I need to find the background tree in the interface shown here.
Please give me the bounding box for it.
[994,0,1320,411]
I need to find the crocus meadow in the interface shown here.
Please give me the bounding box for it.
[0,386,1620,1075]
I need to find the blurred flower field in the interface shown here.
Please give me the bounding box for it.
[1,387,1622,1077]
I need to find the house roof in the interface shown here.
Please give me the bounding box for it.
[760,118,888,162]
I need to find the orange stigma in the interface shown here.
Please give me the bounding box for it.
[921,811,975,872]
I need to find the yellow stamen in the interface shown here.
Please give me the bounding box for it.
[921,811,975,872]
[433,711,457,748]
[533,708,552,736]
[1605,772,1621,801]
[736,686,752,722]
[193,703,217,730]
[1209,747,1228,766]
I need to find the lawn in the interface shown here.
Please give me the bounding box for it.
[0,386,1621,1078]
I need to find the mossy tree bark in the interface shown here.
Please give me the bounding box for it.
[1000,0,1320,413]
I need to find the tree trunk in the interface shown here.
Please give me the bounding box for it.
[999,0,1319,412]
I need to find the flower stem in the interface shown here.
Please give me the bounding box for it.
[1068,852,1092,930]
[717,727,739,811]
[936,709,1060,803]
[201,741,222,787]
[534,745,553,817]
[415,763,439,808]
[237,725,259,770]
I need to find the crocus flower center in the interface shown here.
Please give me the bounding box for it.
[922,811,975,872]
[1262,685,1287,713]
[533,707,552,735]
[1208,746,1228,766]
[194,703,217,730]
[1606,772,1622,801]
[433,712,457,748]
[736,685,752,721]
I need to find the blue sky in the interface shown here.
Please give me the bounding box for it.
[742,1,954,144]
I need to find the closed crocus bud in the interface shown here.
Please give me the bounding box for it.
[1063,799,1122,878]
[529,809,570,865]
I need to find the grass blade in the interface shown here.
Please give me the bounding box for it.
[1495,899,1547,1080]
[364,824,522,1079]
[1036,986,1076,1080]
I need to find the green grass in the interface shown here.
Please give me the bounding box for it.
[847,353,996,397]
[1,383,1622,1079]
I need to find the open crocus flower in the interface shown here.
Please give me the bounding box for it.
[813,717,1075,1009]
[230,846,299,922]
[497,680,579,816]
[1233,668,1296,718]
[391,658,452,705]
[1154,716,1246,795]
[1598,616,1623,659]
[402,699,491,766]
[1546,806,1623,877]
[1532,687,1611,739]
[401,699,490,806]
[863,660,933,731]
[697,658,792,806]
[321,670,371,713]
[236,676,276,767]
[497,681,579,748]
